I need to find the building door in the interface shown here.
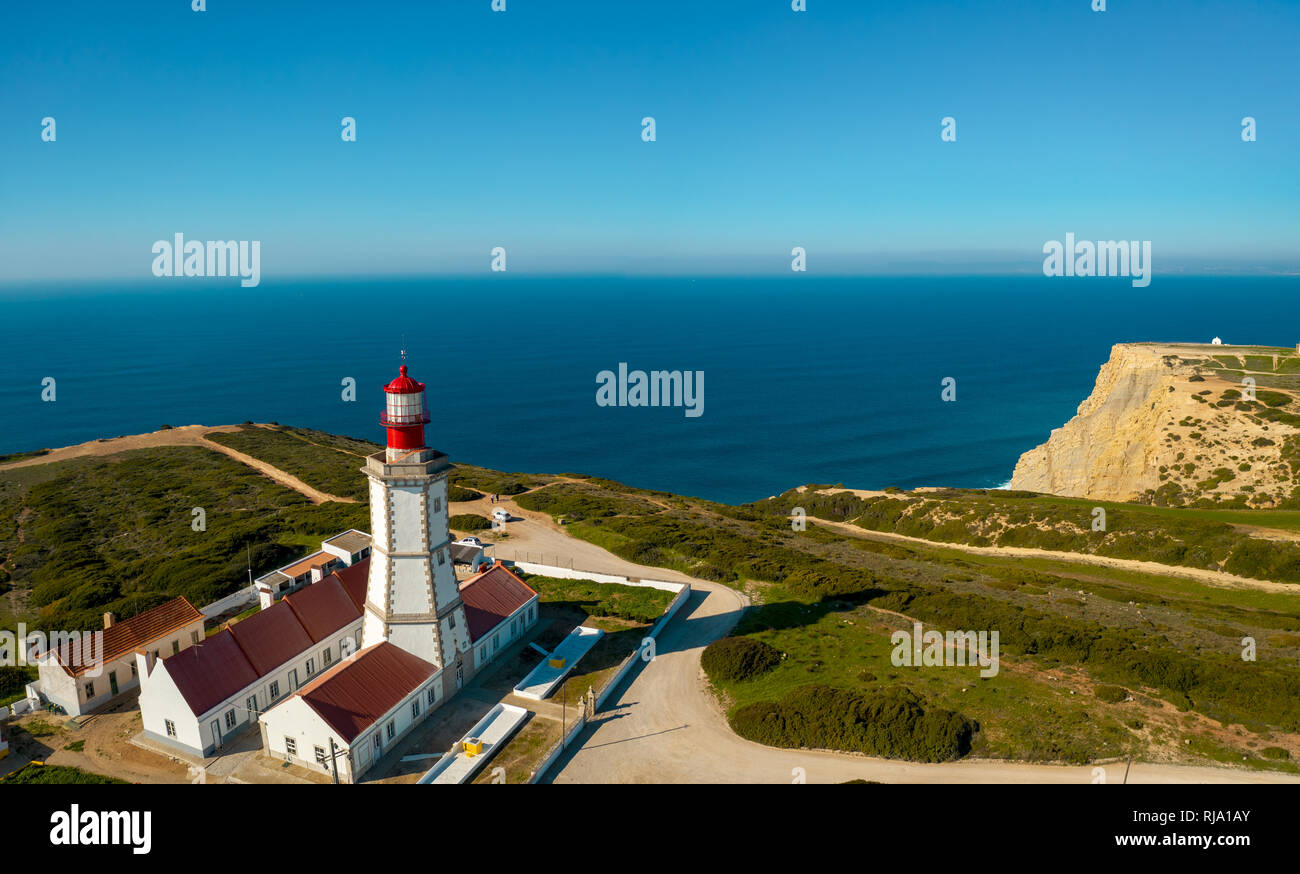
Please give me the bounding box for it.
[210,720,222,751]
[109,671,119,696]
[246,695,258,722]
[288,668,299,691]
[456,664,463,690]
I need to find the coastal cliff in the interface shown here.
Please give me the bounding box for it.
[1009,343,1300,506]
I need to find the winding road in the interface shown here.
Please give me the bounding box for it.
[489,499,1300,784]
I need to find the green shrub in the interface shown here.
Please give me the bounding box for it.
[448,485,482,502]
[0,666,32,699]
[701,636,782,683]
[0,764,126,785]
[731,685,975,762]
[1095,684,1129,703]
[449,514,492,532]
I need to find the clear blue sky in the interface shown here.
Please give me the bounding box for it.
[1,0,1297,280]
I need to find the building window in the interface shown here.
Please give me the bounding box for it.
[165,719,176,738]
[130,661,138,677]
[315,746,327,766]
[269,680,281,700]
[426,686,436,706]
[411,699,420,719]
[172,640,180,655]
[191,631,200,646]
[285,737,297,756]
[434,497,441,513]
[323,647,333,665]
[386,721,395,741]
[225,709,236,729]
[83,681,95,699]
[306,657,316,676]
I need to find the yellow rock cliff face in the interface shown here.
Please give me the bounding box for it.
[1009,343,1300,506]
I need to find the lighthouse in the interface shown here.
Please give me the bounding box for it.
[360,358,471,677]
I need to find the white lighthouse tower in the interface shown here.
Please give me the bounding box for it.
[360,357,471,679]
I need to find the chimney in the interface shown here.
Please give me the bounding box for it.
[103,612,116,630]
[136,649,156,678]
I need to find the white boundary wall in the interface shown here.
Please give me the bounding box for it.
[418,703,529,784]
[509,561,684,593]
[595,583,691,710]
[199,583,258,618]
[523,565,694,782]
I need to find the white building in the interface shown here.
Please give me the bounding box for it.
[137,561,369,757]
[254,531,370,609]
[258,360,539,781]
[34,597,205,717]
[258,641,444,782]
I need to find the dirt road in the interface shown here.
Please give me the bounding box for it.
[809,516,1300,595]
[0,424,354,504]
[470,499,1300,784]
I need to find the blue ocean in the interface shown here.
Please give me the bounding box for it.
[0,276,1295,504]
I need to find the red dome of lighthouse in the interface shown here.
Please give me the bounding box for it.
[384,364,425,395]
[380,360,430,451]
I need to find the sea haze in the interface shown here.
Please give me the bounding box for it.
[1,275,1295,504]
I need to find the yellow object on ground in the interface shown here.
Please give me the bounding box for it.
[463,738,483,756]
[549,657,566,669]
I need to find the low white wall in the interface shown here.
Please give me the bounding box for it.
[595,582,691,711]
[511,562,685,594]
[527,572,693,782]
[200,584,258,618]
[527,711,587,784]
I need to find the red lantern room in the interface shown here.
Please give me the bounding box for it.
[380,360,430,452]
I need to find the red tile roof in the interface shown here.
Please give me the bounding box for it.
[283,577,362,643]
[335,558,370,610]
[227,602,315,675]
[458,563,538,643]
[161,560,370,717]
[159,632,261,717]
[295,642,437,743]
[51,596,203,677]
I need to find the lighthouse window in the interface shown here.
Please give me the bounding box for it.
[449,614,456,629]
[437,549,446,565]
[434,498,441,513]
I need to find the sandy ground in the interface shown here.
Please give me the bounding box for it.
[465,497,1300,784]
[0,424,355,504]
